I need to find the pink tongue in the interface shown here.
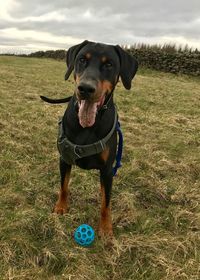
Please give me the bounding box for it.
[78,100,98,128]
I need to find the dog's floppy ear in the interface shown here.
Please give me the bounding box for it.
[115,45,138,90]
[65,40,90,80]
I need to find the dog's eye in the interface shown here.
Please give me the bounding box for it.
[104,61,113,69]
[79,57,87,65]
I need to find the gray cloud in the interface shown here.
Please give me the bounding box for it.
[0,0,200,53]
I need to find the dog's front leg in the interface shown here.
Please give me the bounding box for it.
[54,158,71,214]
[99,167,113,237]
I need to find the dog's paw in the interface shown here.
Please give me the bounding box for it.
[98,223,114,247]
[53,201,68,215]
[98,221,113,238]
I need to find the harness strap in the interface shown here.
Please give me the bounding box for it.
[57,107,118,165]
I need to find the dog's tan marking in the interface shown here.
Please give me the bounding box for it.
[99,185,113,237]
[101,80,113,94]
[100,147,110,163]
[54,169,71,214]
[101,56,107,63]
[86,52,91,59]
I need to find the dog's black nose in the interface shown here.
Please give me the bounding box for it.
[78,83,95,99]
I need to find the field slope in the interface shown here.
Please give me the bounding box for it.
[0,56,200,280]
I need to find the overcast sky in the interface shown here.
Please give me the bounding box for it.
[0,0,200,53]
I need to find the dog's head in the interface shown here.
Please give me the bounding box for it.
[65,40,138,128]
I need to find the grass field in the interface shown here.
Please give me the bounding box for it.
[0,56,200,280]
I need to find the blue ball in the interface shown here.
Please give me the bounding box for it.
[74,224,95,246]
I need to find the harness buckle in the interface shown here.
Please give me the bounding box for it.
[74,145,82,158]
[101,105,108,110]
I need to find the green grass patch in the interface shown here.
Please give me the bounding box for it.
[0,56,200,279]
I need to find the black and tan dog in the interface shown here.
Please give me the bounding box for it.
[41,40,138,237]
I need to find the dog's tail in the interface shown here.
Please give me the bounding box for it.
[40,95,72,104]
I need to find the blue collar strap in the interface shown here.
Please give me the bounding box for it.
[113,121,123,176]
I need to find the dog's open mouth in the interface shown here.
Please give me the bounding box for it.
[78,95,105,128]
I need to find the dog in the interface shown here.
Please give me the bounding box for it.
[41,40,138,237]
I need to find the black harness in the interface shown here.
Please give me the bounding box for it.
[57,106,118,165]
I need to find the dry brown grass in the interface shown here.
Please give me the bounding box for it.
[0,56,200,279]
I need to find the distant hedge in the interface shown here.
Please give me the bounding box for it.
[127,45,200,76]
[28,44,200,76]
[29,49,66,60]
